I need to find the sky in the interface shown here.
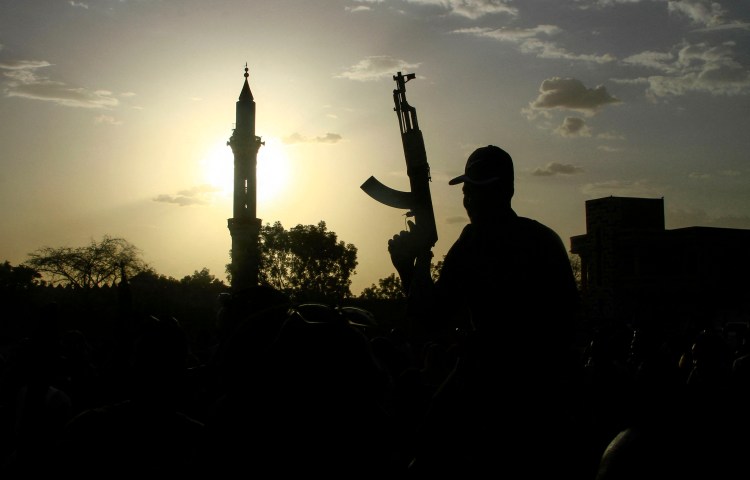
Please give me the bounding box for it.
[1,0,749,296]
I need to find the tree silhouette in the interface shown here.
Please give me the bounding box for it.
[256,220,358,302]
[0,261,43,290]
[569,253,582,291]
[360,258,443,300]
[360,273,405,300]
[26,235,149,288]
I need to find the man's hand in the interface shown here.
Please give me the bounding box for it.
[388,221,418,268]
[388,220,434,294]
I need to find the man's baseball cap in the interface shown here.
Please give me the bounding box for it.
[448,145,514,186]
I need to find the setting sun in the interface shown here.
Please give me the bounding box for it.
[200,136,290,204]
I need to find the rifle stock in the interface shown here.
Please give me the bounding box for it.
[361,72,438,249]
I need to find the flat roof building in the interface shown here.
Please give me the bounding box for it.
[570,196,750,333]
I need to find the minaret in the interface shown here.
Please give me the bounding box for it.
[227,64,263,292]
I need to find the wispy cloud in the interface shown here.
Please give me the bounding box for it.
[554,117,592,137]
[597,145,624,152]
[575,0,651,8]
[346,0,382,12]
[689,169,744,179]
[282,132,343,144]
[0,59,119,108]
[94,115,122,126]
[597,131,626,140]
[68,1,89,8]
[667,207,750,230]
[532,162,584,176]
[345,5,372,13]
[152,185,222,207]
[581,179,663,197]
[406,0,518,19]
[667,0,728,28]
[453,24,561,42]
[336,55,421,81]
[0,59,52,70]
[620,41,750,97]
[452,25,615,64]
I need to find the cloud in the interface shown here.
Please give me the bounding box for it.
[0,60,119,108]
[667,207,750,230]
[69,1,89,8]
[532,162,584,176]
[521,40,616,64]
[554,117,592,137]
[525,77,621,117]
[453,25,561,42]
[453,25,615,64]
[596,131,626,140]
[152,184,222,207]
[345,5,372,12]
[667,0,727,28]
[690,169,744,179]
[581,179,663,197]
[575,0,650,7]
[282,132,343,144]
[621,41,750,97]
[336,55,421,81]
[597,145,624,152]
[0,60,53,70]
[94,115,122,125]
[578,1,748,32]
[692,22,750,33]
[403,0,517,19]
[622,51,675,72]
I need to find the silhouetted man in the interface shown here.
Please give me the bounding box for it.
[390,145,578,347]
[388,145,584,477]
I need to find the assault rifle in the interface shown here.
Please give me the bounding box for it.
[361,72,438,253]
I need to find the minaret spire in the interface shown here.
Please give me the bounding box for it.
[227,63,263,292]
[240,62,253,101]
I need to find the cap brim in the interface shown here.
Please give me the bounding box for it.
[448,175,466,185]
[449,175,501,186]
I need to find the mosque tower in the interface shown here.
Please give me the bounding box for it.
[227,64,263,292]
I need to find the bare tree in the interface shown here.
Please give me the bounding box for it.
[27,235,149,288]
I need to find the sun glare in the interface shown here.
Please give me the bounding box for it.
[257,138,291,204]
[201,136,290,204]
[201,140,234,195]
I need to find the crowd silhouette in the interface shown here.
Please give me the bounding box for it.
[2,145,749,478]
[1,280,750,478]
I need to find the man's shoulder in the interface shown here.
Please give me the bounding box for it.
[515,215,549,229]
[453,216,561,241]
[515,216,563,240]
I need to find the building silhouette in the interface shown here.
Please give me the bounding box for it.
[227,65,264,292]
[570,196,750,332]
